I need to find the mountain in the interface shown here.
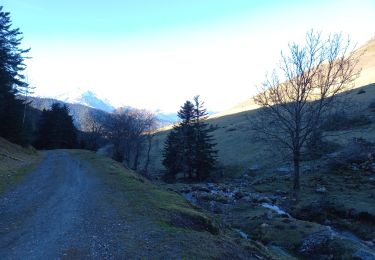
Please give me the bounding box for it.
[54,88,115,113]
[52,88,178,125]
[213,36,375,118]
[26,96,109,131]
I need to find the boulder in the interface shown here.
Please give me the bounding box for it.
[316,187,327,193]
[299,229,334,255]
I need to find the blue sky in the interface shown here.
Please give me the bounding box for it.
[3,0,375,112]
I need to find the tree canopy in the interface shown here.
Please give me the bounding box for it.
[163,96,217,181]
[0,6,30,145]
[34,103,78,149]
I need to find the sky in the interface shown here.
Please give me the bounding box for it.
[3,0,375,113]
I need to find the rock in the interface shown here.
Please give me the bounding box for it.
[316,187,327,193]
[234,191,244,200]
[352,249,375,260]
[302,165,312,173]
[260,223,269,229]
[299,229,334,255]
[249,164,260,172]
[352,164,360,171]
[256,197,273,204]
[276,166,292,174]
[191,185,210,192]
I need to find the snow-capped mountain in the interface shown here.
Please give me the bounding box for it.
[48,88,178,125]
[54,88,115,113]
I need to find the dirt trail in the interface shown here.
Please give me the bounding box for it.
[0,150,126,259]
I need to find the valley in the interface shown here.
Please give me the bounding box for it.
[1,2,375,258]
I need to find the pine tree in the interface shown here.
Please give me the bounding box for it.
[192,96,217,180]
[162,97,217,181]
[34,103,77,149]
[178,101,195,179]
[162,128,182,181]
[0,6,30,145]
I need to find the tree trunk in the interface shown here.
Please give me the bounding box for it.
[143,134,152,174]
[293,151,300,191]
[132,146,139,171]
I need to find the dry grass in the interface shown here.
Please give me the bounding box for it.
[0,137,41,193]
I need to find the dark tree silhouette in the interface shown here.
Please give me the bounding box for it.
[163,96,217,181]
[192,96,217,180]
[0,6,31,145]
[34,103,78,149]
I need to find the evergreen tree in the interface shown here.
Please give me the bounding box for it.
[192,96,217,180]
[0,6,30,145]
[163,97,217,181]
[162,128,182,181]
[178,101,195,179]
[34,103,77,149]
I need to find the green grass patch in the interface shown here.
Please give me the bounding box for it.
[71,150,219,234]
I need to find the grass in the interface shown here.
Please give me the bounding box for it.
[251,167,375,240]
[0,137,42,194]
[145,83,375,180]
[70,150,279,259]
[76,150,217,232]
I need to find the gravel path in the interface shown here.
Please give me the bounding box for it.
[0,150,127,259]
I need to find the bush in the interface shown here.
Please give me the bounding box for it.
[324,138,375,171]
[321,113,371,131]
[357,89,366,94]
[303,130,340,160]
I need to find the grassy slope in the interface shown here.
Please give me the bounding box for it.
[71,150,277,259]
[147,37,375,177]
[0,137,41,194]
[147,83,375,177]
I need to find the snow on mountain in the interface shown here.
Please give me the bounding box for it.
[54,88,115,113]
[46,87,179,125]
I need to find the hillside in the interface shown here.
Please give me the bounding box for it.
[141,38,375,258]
[0,137,40,193]
[147,37,375,176]
[147,83,375,178]
[213,36,375,119]
[27,96,109,131]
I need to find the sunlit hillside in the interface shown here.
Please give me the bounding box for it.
[212,37,375,119]
[147,37,375,178]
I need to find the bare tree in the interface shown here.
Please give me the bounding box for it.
[82,113,106,150]
[104,107,157,171]
[253,30,362,191]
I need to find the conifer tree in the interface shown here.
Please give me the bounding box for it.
[163,97,217,181]
[192,96,217,180]
[162,128,182,181]
[34,103,77,149]
[0,6,30,145]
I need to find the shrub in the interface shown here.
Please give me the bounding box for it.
[304,130,340,160]
[357,89,366,94]
[324,138,375,171]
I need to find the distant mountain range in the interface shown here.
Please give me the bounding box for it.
[28,89,178,129]
[54,88,115,113]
